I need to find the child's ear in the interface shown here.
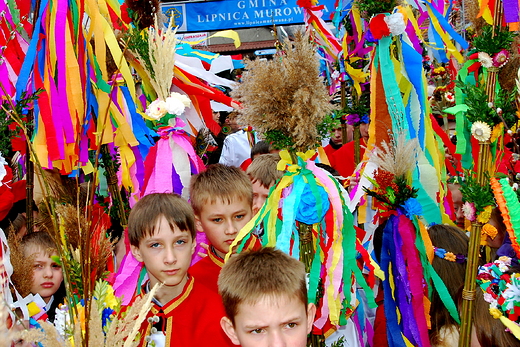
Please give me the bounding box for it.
[306,303,317,334]
[220,317,240,345]
[130,245,143,263]
[195,216,203,231]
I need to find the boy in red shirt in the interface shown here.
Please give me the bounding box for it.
[219,247,316,347]
[189,164,254,293]
[126,193,233,347]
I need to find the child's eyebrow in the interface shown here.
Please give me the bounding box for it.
[244,324,268,330]
[280,316,303,325]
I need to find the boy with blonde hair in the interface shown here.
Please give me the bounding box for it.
[219,247,316,347]
[246,153,283,215]
[127,193,233,347]
[189,164,255,293]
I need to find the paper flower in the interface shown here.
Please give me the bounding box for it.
[145,99,168,120]
[471,121,492,142]
[492,49,509,68]
[445,92,455,103]
[478,52,493,68]
[444,252,456,262]
[369,14,390,40]
[401,197,422,218]
[462,201,476,221]
[384,12,406,36]
[165,93,189,115]
[477,205,493,224]
[346,113,360,125]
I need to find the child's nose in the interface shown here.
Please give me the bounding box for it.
[43,266,53,278]
[164,246,176,264]
[224,220,238,235]
[268,330,286,347]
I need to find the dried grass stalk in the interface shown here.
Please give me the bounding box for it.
[130,14,177,101]
[8,234,34,297]
[368,133,419,177]
[21,321,72,347]
[231,31,335,152]
[106,283,162,347]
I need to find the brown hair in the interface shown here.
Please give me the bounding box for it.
[128,193,195,247]
[10,232,58,297]
[246,153,283,189]
[218,247,307,324]
[471,284,520,347]
[190,164,252,215]
[428,224,473,345]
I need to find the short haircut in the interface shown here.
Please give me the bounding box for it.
[21,231,57,256]
[128,193,196,247]
[246,153,283,189]
[250,141,270,159]
[218,247,307,324]
[190,164,253,215]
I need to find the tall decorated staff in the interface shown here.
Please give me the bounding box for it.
[363,136,461,347]
[122,15,204,200]
[444,0,519,342]
[229,32,381,346]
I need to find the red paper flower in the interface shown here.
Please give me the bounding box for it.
[369,14,391,40]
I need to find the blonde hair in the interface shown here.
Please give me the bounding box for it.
[128,193,196,246]
[190,164,252,215]
[246,153,283,189]
[218,247,307,323]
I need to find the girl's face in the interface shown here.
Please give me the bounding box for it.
[27,247,63,303]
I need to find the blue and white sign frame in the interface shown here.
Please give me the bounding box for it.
[161,0,336,32]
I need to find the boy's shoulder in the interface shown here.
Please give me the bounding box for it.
[189,252,223,294]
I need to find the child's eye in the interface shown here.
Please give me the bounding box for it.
[212,218,223,223]
[235,214,245,220]
[176,239,187,245]
[52,263,61,269]
[33,264,43,269]
[150,243,160,248]
[286,322,297,329]
[250,328,264,334]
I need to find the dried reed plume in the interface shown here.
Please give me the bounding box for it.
[368,134,419,178]
[21,321,72,347]
[231,31,335,152]
[106,283,162,347]
[8,234,34,297]
[129,14,177,101]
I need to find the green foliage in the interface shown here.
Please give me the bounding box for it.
[364,175,419,210]
[456,79,517,128]
[356,0,396,19]
[456,174,495,214]
[330,336,345,347]
[471,26,517,56]
[316,112,341,141]
[264,129,296,151]
[0,90,42,158]
[122,28,154,78]
[343,91,370,117]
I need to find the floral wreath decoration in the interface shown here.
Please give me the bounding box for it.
[477,256,520,340]
[433,246,467,263]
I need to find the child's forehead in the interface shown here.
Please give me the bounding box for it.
[24,244,57,258]
[199,196,250,210]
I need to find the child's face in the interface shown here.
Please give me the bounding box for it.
[28,248,63,303]
[131,216,195,299]
[251,181,271,216]
[196,198,252,258]
[221,296,316,347]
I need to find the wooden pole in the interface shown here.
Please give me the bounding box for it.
[25,110,34,233]
[458,141,490,347]
[25,0,42,234]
